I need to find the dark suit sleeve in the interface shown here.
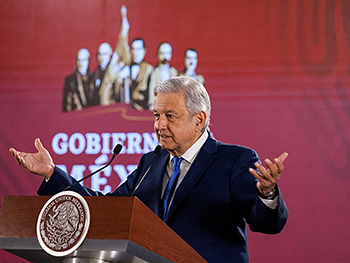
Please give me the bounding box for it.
[37,166,103,196]
[37,152,151,197]
[249,186,289,234]
[230,148,288,234]
[110,152,150,196]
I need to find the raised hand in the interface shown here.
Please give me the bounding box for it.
[9,138,55,179]
[120,5,129,36]
[120,5,127,18]
[249,152,288,196]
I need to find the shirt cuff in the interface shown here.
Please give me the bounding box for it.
[259,195,279,209]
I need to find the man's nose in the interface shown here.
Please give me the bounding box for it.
[156,116,168,130]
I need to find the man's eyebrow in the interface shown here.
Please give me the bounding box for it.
[152,110,177,114]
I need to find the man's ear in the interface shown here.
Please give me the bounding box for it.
[195,111,207,131]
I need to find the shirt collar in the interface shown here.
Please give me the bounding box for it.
[169,131,208,164]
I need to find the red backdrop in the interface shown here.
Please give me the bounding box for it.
[1,0,350,262]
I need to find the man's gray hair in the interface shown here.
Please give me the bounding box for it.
[154,76,211,131]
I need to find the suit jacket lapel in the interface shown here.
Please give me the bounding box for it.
[150,151,169,217]
[164,134,218,222]
[133,150,169,218]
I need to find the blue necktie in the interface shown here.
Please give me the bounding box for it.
[163,157,183,219]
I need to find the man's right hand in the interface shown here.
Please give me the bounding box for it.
[9,138,55,179]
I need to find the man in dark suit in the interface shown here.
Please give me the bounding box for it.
[62,48,93,112]
[10,76,288,262]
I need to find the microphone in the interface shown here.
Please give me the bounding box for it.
[64,144,123,191]
[133,145,162,195]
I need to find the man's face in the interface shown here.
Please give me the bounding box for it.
[153,92,201,157]
[97,44,112,68]
[76,51,89,74]
[131,40,146,64]
[157,43,172,65]
[184,50,198,71]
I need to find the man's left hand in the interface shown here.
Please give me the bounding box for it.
[249,152,288,196]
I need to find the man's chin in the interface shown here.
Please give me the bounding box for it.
[159,142,175,152]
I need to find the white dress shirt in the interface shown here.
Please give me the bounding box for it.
[161,131,278,209]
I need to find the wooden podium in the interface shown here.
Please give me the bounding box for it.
[0,196,206,263]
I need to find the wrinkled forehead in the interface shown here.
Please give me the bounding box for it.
[154,91,186,106]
